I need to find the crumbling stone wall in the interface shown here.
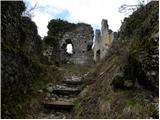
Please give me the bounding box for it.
[93,19,115,62]
[43,22,94,65]
[60,23,94,65]
[1,1,42,118]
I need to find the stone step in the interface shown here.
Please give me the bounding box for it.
[43,101,74,111]
[62,79,85,85]
[52,88,81,95]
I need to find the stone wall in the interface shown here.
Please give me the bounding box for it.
[93,19,115,62]
[60,23,94,65]
[1,1,43,118]
[43,22,94,65]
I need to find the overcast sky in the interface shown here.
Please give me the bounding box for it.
[23,0,148,37]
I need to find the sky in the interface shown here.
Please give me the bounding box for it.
[66,44,73,54]
[23,0,148,38]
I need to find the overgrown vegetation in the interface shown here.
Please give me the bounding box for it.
[47,19,76,36]
[111,75,124,89]
[44,19,76,46]
[126,99,137,108]
[1,1,64,118]
[73,1,159,119]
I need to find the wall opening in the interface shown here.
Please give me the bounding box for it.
[96,49,100,62]
[87,45,92,51]
[66,43,73,54]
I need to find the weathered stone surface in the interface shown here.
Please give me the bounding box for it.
[38,112,66,119]
[63,76,84,85]
[124,80,133,88]
[44,22,94,65]
[43,101,74,110]
[59,23,94,65]
[93,19,115,62]
[62,79,84,85]
[52,88,80,95]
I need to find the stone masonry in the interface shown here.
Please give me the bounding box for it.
[59,23,94,65]
[93,19,115,62]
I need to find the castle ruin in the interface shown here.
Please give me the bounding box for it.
[43,19,115,65]
[92,19,115,62]
[59,23,94,65]
[43,23,94,65]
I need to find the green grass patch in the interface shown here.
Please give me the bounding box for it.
[101,96,110,103]
[127,99,137,108]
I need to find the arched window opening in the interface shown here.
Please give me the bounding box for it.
[66,43,73,54]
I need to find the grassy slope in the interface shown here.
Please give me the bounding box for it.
[73,54,157,118]
[73,2,159,119]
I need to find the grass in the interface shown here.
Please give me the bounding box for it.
[111,75,124,90]
[74,101,83,117]
[126,99,137,108]
[60,64,95,75]
[101,96,110,102]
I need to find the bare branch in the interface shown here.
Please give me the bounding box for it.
[23,2,40,18]
[119,0,145,15]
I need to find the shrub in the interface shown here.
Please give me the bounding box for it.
[127,99,137,108]
[47,19,76,37]
[111,75,124,89]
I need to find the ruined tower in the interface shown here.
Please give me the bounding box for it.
[93,19,114,62]
[60,23,94,65]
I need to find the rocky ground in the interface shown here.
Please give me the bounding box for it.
[33,64,94,119]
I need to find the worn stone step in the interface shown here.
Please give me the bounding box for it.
[52,88,81,95]
[62,79,85,85]
[43,101,74,110]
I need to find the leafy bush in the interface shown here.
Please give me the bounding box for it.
[47,19,76,37]
[120,1,158,40]
[111,75,124,89]
[43,36,58,46]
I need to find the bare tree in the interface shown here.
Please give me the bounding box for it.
[119,0,145,15]
[22,2,39,18]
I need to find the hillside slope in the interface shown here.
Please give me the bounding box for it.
[73,1,159,119]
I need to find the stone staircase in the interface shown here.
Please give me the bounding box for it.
[43,75,85,116]
[52,85,81,95]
